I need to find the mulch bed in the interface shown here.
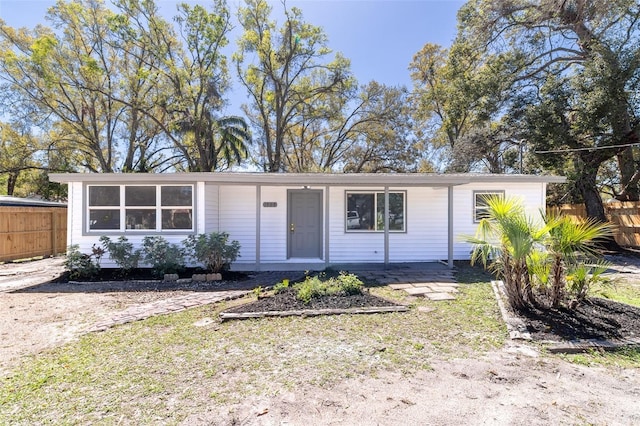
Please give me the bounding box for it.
[520,297,640,342]
[226,287,399,314]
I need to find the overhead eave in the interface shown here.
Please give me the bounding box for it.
[48,172,567,187]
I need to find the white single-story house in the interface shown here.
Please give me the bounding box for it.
[49,173,565,271]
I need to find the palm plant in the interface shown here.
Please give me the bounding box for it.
[466,195,547,311]
[542,214,612,307]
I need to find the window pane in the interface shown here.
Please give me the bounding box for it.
[160,186,193,206]
[375,193,405,231]
[162,209,193,230]
[161,186,192,206]
[346,193,374,230]
[89,186,119,206]
[125,186,156,206]
[89,209,120,230]
[475,192,502,221]
[125,209,156,230]
[389,192,405,231]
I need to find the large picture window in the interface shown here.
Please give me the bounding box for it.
[346,191,405,232]
[473,190,504,222]
[87,185,194,232]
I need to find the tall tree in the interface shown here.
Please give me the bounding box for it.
[109,0,250,172]
[455,0,640,220]
[235,0,352,172]
[0,0,168,172]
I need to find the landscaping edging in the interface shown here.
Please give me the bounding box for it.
[219,305,409,321]
[491,280,640,354]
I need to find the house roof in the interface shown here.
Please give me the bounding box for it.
[49,172,566,186]
[0,196,66,207]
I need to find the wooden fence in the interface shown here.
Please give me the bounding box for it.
[548,202,640,247]
[0,207,67,262]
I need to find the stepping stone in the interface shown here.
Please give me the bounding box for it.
[410,282,435,288]
[425,292,456,301]
[404,287,434,296]
[429,285,459,293]
[389,283,414,290]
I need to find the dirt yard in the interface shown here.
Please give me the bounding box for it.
[1,257,640,425]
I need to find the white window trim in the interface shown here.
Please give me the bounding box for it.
[86,184,195,233]
[473,190,504,223]
[345,190,406,233]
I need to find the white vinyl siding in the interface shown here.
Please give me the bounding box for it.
[452,182,546,259]
[219,185,256,264]
[259,187,288,262]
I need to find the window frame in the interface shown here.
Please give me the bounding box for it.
[86,184,195,234]
[473,190,504,223]
[345,190,406,233]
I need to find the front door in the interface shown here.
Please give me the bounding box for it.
[288,190,323,258]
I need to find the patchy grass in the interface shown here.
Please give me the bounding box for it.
[0,267,505,425]
[591,278,640,307]
[559,347,640,369]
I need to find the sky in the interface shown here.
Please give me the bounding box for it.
[0,0,464,114]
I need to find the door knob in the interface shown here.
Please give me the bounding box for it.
[290,223,295,233]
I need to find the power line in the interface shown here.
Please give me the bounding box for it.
[534,141,640,154]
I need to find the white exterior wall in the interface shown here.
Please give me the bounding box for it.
[66,181,200,268]
[329,186,384,263]
[259,186,289,262]
[63,178,549,269]
[328,186,450,263]
[204,184,220,233]
[452,182,546,259]
[218,185,257,265]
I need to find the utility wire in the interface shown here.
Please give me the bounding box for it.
[534,141,640,154]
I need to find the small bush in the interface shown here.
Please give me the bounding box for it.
[65,244,103,280]
[295,273,364,304]
[99,236,141,277]
[273,279,290,294]
[183,232,241,273]
[141,236,185,278]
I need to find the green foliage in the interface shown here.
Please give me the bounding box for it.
[182,232,240,273]
[64,244,103,280]
[465,196,610,311]
[273,278,290,294]
[295,272,363,304]
[99,236,140,277]
[141,236,185,278]
[567,262,612,304]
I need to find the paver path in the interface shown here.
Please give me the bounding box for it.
[84,265,459,333]
[87,290,249,332]
[359,265,459,301]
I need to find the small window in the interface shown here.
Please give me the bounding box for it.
[346,191,405,232]
[474,191,504,222]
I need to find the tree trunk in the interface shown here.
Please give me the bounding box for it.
[616,147,638,201]
[575,159,606,223]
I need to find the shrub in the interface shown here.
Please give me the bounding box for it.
[567,261,612,304]
[295,273,364,304]
[273,279,290,294]
[141,236,185,278]
[65,244,103,280]
[182,232,241,273]
[99,236,141,277]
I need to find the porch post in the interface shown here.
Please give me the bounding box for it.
[384,186,389,267]
[448,185,454,269]
[256,184,261,271]
[325,185,330,267]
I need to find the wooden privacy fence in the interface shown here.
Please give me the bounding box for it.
[548,202,640,248]
[0,207,67,262]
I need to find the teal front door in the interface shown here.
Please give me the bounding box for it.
[288,190,323,258]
